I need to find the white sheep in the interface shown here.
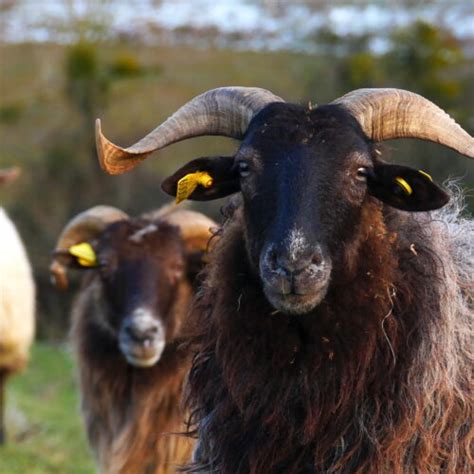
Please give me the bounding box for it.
[0,167,35,444]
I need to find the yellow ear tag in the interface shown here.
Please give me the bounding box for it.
[69,242,98,267]
[418,170,433,181]
[394,177,413,196]
[176,171,213,204]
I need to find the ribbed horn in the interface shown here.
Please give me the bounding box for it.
[50,205,128,291]
[96,87,284,175]
[332,88,474,158]
[0,166,21,185]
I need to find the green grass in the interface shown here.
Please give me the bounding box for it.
[0,343,95,474]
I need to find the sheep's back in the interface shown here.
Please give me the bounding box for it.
[0,208,35,371]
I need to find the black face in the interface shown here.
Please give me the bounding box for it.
[163,103,449,315]
[93,220,186,367]
[235,104,373,313]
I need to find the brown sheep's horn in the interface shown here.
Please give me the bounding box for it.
[332,88,474,158]
[0,166,21,185]
[96,87,284,175]
[50,205,128,291]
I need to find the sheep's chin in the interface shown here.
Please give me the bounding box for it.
[119,340,165,368]
[264,287,328,315]
[125,353,161,368]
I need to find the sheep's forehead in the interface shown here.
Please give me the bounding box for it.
[244,103,371,164]
[99,221,182,257]
[129,223,158,243]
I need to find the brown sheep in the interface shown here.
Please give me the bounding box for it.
[95,87,473,473]
[50,204,215,473]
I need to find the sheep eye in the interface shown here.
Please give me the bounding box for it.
[238,161,251,178]
[356,167,369,182]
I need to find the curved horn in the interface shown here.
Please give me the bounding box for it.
[0,166,21,185]
[50,205,128,291]
[332,88,474,158]
[96,87,284,175]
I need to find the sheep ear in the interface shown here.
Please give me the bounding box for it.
[0,167,21,185]
[68,242,98,267]
[51,241,98,290]
[366,164,449,212]
[53,242,98,269]
[162,156,239,202]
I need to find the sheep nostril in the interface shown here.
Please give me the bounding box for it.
[125,323,159,343]
[311,253,323,266]
[125,325,139,342]
[268,249,278,269]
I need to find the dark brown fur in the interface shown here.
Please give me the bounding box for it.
[69,209,214,473]
[184,200,473,473]
[72,279,193,473]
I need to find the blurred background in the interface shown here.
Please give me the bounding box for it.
[0,1,473,472]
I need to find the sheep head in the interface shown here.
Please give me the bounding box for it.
[96,87,474,315]
[51,205,215,367]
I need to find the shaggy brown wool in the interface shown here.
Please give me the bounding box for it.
[184,196,473,474]
[67,210,214,474]
[72,280,194,473]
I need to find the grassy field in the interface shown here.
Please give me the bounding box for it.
[0,38,473,473]
[0,343,95,474]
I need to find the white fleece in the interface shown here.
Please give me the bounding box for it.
[0,208,35,370]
